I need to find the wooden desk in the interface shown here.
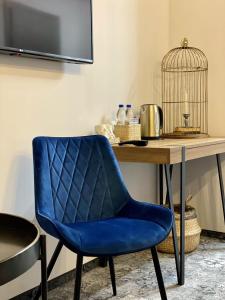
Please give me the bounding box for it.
[113,137,225,286]
[113,137,225,164]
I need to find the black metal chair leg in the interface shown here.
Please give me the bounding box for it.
[46,241,63,278]
[164,164,180,284]
[108,257,117,296]
[34,241,63,300]
[40,235,47,300]
[151,247,167,300]
[74,255,83,300]
[216,154,225,222]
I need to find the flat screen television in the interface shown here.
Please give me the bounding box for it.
[0,0,93,63]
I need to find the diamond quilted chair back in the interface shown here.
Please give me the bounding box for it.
[33,135,130,235]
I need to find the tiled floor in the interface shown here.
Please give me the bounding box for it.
[49,237,225,300]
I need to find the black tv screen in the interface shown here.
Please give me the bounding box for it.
[0,0,93,63]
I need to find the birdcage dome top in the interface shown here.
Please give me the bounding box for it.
[162,38,208,72]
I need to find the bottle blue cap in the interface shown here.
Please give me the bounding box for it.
[119,104,124,107]
[126,104,132,108]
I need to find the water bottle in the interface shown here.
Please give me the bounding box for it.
[126,104,134,124]
[117,104,126,125]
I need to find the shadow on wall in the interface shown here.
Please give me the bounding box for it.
[172,155,222,229]
[2,154,35,220]
[190,156,224,230]
[120,162,156,203]
[0,53,81,78]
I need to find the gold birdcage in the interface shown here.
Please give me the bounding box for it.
[161,38,208,138]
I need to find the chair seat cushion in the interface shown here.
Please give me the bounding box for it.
[54,216,172,256]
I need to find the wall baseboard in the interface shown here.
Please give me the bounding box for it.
[10,258,99,300]
[201,229,225,239]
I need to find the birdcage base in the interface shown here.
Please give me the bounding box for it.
[175,126,201,134]
[162,132,209,139]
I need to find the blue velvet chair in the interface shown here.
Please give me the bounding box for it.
[32,135,172,300]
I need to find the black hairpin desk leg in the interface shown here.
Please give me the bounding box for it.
[164,164,180,283]
[179,147,186,285]
[216,154,225,222]
[159,164,164,205]
[161,147,186,285]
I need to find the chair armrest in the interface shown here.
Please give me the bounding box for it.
[53,221,82,252]
[36,213,61,239]
[118,199,173,231]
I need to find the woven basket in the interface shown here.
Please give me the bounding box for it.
[157,205,201,254]
[114,124,141,141]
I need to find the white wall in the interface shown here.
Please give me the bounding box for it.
[170,0,225,232]
[0,0,170,298]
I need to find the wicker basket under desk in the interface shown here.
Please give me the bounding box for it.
[114,124,141,141]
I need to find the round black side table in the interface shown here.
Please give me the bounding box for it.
[0,213,47,299]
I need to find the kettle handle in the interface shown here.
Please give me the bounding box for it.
[158,106,163,129]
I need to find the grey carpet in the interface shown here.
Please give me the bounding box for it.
[49,237,225,300]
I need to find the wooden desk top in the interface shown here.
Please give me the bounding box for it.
[112,137,225,164]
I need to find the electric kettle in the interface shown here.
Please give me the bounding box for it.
[140,104,163,139]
